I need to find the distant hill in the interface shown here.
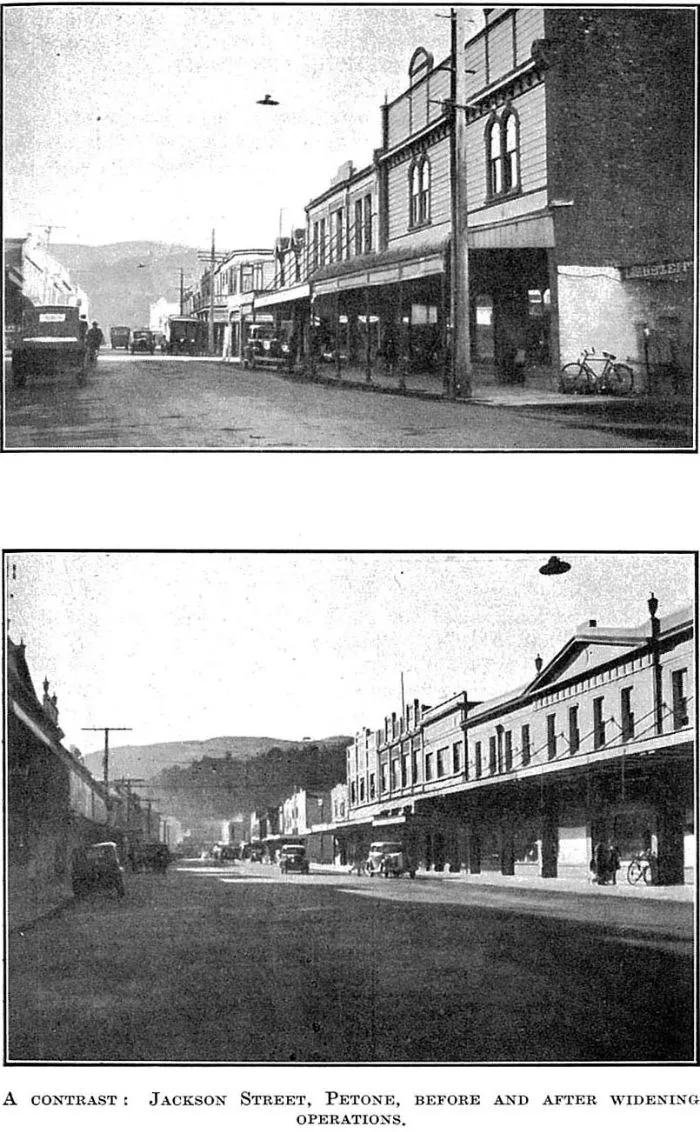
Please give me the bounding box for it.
[82,734,340,782]
[51,241,201,331]
[83,734,352,829]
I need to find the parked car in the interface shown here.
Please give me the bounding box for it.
[366,841,414,878]
[110,325,131,350]
[72,841,125,898]
[11,305,87,387]
[130,842,170,873]
[244,324,289,368]
[279,844,309,874]
[130,328,156,354]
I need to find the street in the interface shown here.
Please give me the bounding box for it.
[3,352,683,449]
[8,861,694,1063]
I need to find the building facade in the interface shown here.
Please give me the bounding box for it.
[339,599,694,884]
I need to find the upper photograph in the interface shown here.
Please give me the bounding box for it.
[3,5,696,451]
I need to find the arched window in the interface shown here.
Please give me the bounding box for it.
[488,118,502,196]
[419,158,430,223]
[503,110,519,191]
[409,156,430,227]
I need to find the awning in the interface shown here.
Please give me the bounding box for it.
[255,282,310,310]
[314,249,445,297]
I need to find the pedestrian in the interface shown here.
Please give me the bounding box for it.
[608,842,621,885]
[593,839,611,885]
[86,320,104,365]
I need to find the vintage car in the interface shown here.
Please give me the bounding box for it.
[365,841,414,878]
[130,842,170,873]
[11,305,87,387]
[244,324,289,368]
[279,844,309,874]
[129,328,156,354]
[110,325,131,350]
[72,842,126,898]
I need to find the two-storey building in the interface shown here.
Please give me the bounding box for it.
[342,598,694,885]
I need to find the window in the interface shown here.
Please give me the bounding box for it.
[672,669,689,728]
[621,687,635,741]
[313,222,320,269]
[488,118,502,195]
[486,108,520,198]
[354,200,363,256]
[453,741,462,774]
[364,194,373,252]
[401,754,408,788]
[489,736,497,775]
[518,725,530,767]
[253,264,264,290]
[369,773,376,800]
[359,779,365,801]
[568,706,580,754]
[332,209,343,263]
[504,731,512,772]
[437,747,447,777]
[475,740,482,778]
[391,758,399,790]
[409,156,430,227]
[425,751,433,781]
[241,266,253,291]
[503,111,519,191]
[547,714,557,759]
[350,782,356,804]
[593,697,606,749]
[319,218,326,266]
[411,750,418,782]
[381,763,388,793]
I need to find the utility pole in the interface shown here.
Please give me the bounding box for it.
[449,7,472,398]
[82,726,132,790]
[208,228,215,355]
[179,268,184,315]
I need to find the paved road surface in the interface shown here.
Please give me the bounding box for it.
[3,353,676,449]
[7,863,693,1062]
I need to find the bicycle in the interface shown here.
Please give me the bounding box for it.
[627,850,656,886]
[560,347,634,396]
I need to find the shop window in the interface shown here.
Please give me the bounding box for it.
[453,741,462,774]
[568,706,580,753]
[521,724,530,766]
[475,740,482,778]
[547,713,557,759]
[593,697,606,749]
[621,687,635,741]
[672,669,689,728]
[409,156,430,227]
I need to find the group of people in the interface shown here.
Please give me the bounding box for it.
[591,839,622,885]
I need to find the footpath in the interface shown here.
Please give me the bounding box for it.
[223,356,694,446]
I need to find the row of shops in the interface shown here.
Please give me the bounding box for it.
[185,8,694,397]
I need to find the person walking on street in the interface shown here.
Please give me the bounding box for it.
[608,841,621,885]
[593,839,611,885]
[86,320,104,363]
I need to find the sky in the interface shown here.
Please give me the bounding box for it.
[6,552,695,754]
[3,4,482,249]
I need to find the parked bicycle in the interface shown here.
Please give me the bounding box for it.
[627,850,656,886]
[560,347,634,395]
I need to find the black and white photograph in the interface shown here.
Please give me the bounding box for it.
[4,551,696,1065]
[3,4,696,450]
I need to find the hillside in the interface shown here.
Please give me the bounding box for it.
[52,241,201,331]
[82,734,346,782]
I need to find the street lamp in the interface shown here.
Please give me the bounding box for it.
[539,556,572,576]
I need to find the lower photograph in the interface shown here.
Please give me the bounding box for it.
[3,551,696,1065]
